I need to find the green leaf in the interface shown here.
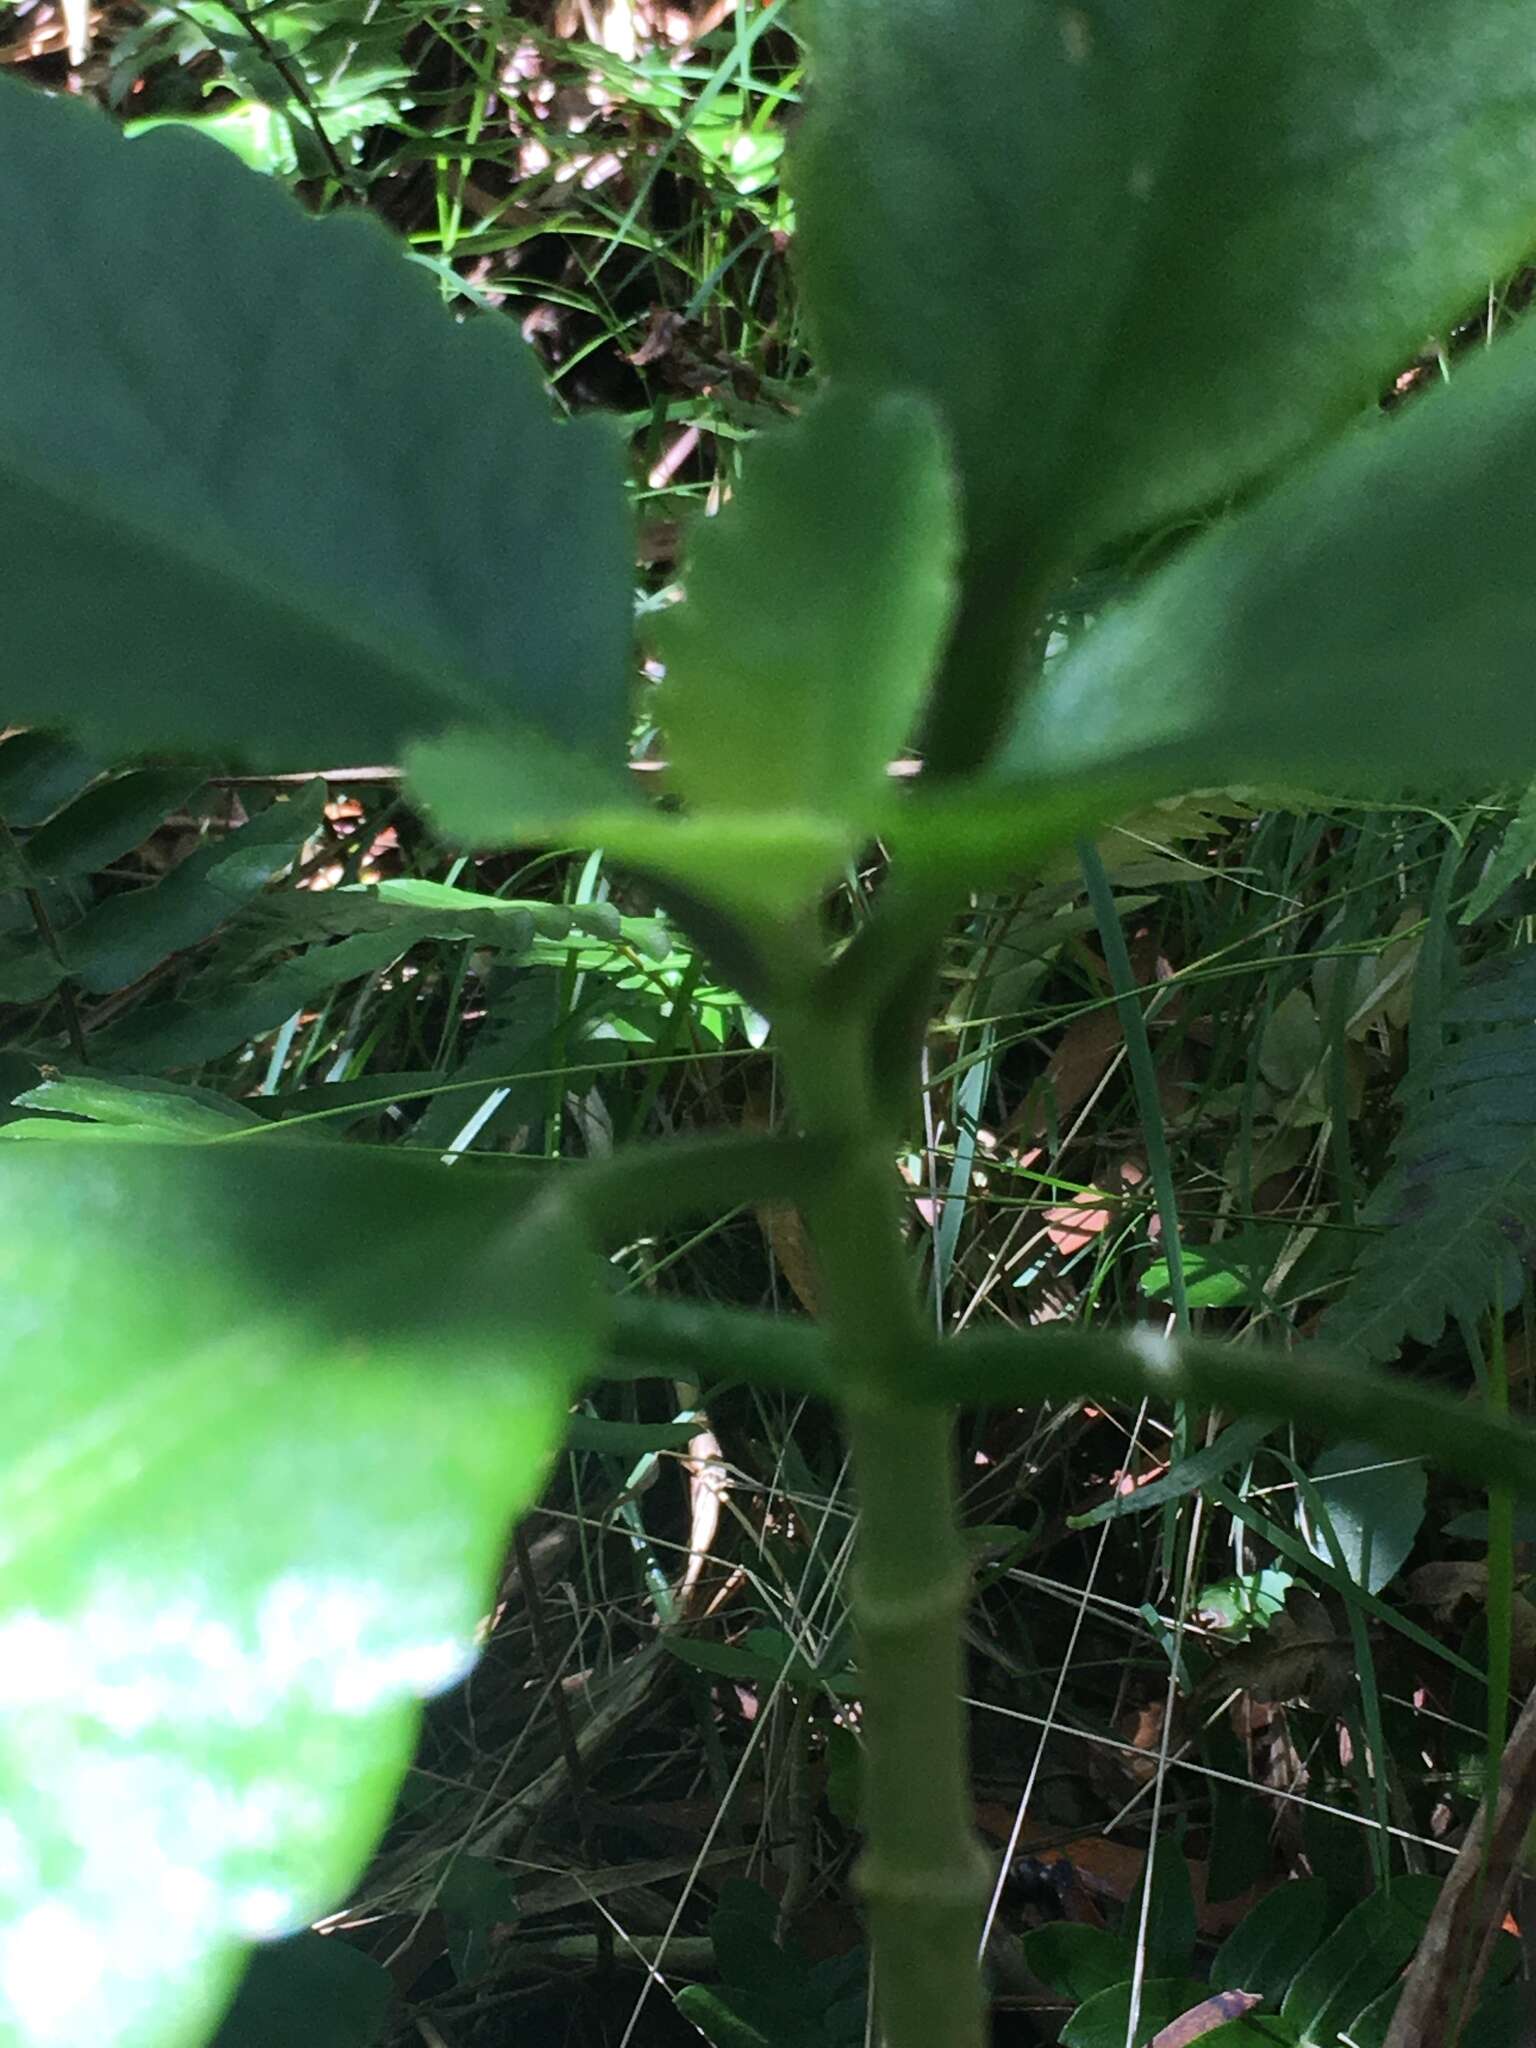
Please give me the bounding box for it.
[793,3,1536,575]
[2,1075,266,1141]
[1007,324,1536,809]
[661,1630,845,1693]
[1318,945,1536,1365]
[564,1415,699,1453]
[1463,779,1536,925]
[1195,1569,1293,1642]
[1070,1418,1275,1530]
[655,387,957,823]
[0,936,69,1005]
[435,1855,521,1987]
[1122,1845,1196,1981]
[671,1986,773,2048]
[210,1931,390,2048]
[89,927,434,1072]
[1336,1983,1400,2048]
[1279,1876,1441,2045]
[0,77,629,772]
[407,723,1104,950]
[1299,1443,1425,1595]
[63,781,328,996]
[23,770,205,881]
[1058,1977,1211,2048]
[0,731,104,828]
[0,1143,600,2048]
[1019,1923,1131,2004]
[406,728,845,949]
[1462,1980,1536,2048]
[1140,1232,1283,1312]
[1210,1879,1329,2010]
[124,100,306,179]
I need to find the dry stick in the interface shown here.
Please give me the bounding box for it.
[510,1521,615,1972]
[224,1,353,187]
[512,1522,593,1822]
[1383,1679,1536,2048]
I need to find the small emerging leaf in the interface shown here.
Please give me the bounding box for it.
[656,386,957,825]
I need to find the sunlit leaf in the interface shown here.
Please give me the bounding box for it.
[0,1143,598,2048]
[1300,1442,1426,1595]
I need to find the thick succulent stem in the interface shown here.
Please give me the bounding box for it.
[777,1006,988,2048]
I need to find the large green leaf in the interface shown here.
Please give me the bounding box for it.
[1280,1877,1441,2045]
[1210,1879,1329,2011]
[0,77,629,772]
[1019,1924,1131,2005]
[793,2,1536,573]
[404,728,847,963]
[655,386,957,821]
[23,770,207,881]
[0,1142,598,2048]
[0,782,327,1008]
[404,730,1103,965]
[1004,323,1536,810]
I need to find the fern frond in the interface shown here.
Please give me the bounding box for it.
[1319,946,1536,1364]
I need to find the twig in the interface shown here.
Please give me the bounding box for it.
[1383,1679,1536,2048]
[225,1,354,188]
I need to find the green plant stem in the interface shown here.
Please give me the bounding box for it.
[606,1295,837,1397]
[844,1399,988,2048]
[566,1128,833,1244]
[607,1296,1536,1500]
[776,1004,988,2048]
[930,1325,1536,1500]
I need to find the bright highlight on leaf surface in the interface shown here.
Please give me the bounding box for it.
[0,1144,599,2048]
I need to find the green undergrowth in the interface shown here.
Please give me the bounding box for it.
[6,6,1536,2044]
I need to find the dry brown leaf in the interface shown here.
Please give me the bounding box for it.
[1148,1992,1263,2047]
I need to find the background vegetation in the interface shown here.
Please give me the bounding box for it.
[4,4,1536,2042]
